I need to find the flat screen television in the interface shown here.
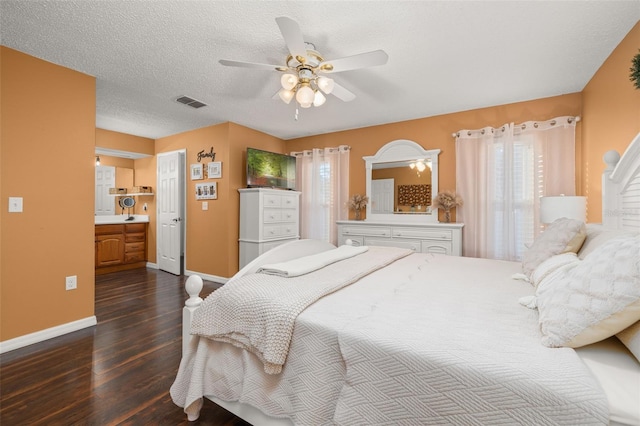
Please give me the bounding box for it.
[246,147,297,190]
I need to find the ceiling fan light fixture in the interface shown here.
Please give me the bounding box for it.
[317,76,334,94]
[313,90,326,107]
[296,84,315,105]
[281,73,299,90]
[278,88,295,104]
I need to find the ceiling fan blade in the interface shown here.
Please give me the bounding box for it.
[275,17,308,63]
[219,59,284,72]
[331,82,356,102]
[319,50,389,73]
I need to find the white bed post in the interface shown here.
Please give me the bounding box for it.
[183,275,204,356]
[602,150,621,228]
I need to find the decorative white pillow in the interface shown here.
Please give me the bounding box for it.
[522,218,586,280]
[530,252,579,288]
[536,235,640,348]
[617,321,640,362]
[578,223,640,259]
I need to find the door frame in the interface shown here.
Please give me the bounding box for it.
[156,149,187,275]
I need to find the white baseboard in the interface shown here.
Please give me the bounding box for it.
[0,316,97,354]
[185,269,228,285]
[146,261,159,269]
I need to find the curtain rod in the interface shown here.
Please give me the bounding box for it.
[451,116,580,138]
[290,145,351,156]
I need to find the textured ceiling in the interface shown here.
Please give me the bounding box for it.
[1,1,638,140]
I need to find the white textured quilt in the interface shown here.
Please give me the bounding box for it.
[171,252,609,424]
[190,246,412,374]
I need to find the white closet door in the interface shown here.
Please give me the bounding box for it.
[95,165,115,216]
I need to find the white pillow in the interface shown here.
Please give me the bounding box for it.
[617,321,640,362]
[536,235,640,348]
[578,224,640,259]
[522,218,586,279]
[530,252,579,288]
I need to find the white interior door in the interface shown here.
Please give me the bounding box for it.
[157,151,184,275]
[95,165,115,216]
[372,178,394,214]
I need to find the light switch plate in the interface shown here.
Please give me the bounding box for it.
[9,197,23,212]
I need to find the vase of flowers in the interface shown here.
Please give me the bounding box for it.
[348,194,369,220]
[432,190,463,223]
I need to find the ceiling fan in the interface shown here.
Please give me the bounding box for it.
[219,17,389,108]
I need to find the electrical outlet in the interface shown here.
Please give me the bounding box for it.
[202,201,208,211]
[65,275,77,290]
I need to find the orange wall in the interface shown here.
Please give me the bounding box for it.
[1,47,96,341]
[582,21,640,222]
[96,128,155,156]
[286,93,582,221]
[153,122,285,278]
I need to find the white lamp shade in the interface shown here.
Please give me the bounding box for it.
[313,90,326,107]
[296,85,315,105]
[540,196,587,223]
[281,73,298,90]
[317,76,334,94]
[278,88,295,104]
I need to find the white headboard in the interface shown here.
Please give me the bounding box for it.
[602,132,640,230]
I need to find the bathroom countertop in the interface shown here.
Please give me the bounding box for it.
[95,214,149,225]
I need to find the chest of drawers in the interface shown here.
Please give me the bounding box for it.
[239,188,301,268]
[336,220,463,256]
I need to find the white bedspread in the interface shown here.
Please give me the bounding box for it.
[171,252,609,424]
[190,246,411,374]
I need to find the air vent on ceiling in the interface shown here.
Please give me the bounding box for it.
[175,95,207,109]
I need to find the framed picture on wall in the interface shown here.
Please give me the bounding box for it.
[190,163,203,180]
[195,182,217,200]
[208,161,222,178]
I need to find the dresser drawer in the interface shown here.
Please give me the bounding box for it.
[125,241,145,253]
[263,208,283,222]
[421,240,452,254]
[263,224,298,240]
[124,251,145,263]
[341,226,391,238]
[263,194,282,208]
[340,235,365,247]
[392,228,452,240]
[280,209,297,222]
[365,238,421,252]
[280,194,298,208]
[125,223,146,233]
[125,232,145,243]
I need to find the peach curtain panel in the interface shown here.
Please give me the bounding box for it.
[455,117,578,260]
[292,146,350,245]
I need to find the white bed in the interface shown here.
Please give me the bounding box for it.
[171,133,640,425]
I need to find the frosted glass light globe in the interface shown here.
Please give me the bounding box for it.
[296,85,315,105]
[313,90,326,107]
[278,88,295,104]
[317,76,334,94]
[281,73,298,90]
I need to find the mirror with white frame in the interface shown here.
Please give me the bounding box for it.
[364,139,440,223]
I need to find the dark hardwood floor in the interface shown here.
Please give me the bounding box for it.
[1,268,251,425]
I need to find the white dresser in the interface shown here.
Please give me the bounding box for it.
[239,188,301,268]
[336,220,463,256]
